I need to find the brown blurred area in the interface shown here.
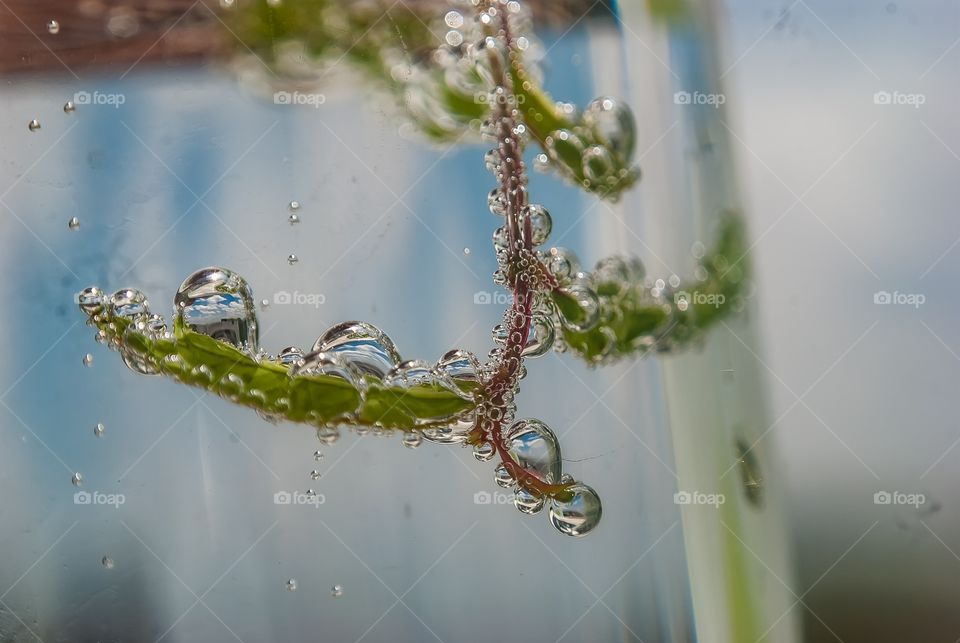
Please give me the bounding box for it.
[0,0,605,76]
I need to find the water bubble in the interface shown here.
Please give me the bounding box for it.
[506,419,562,484]
[494,463,515,488]
[521,316,555,358]
[28,119,40,132]
[109,288,149,319]
[487,188,506,217]
[288,213,300,224]
[47,20,60,34]
[288,201,300,212]
[286,578,298,591]
[101,556,114,569]
[583,96,636,162]
[545,129,584,165]
[473,442,496,462]
[312,321,401,379]
[385,360,436,388]
[291,351,366,417]
[313,450,324,461]
[546,247,578,280]
[463,247,471,256]
[287,254,299,265]
[67,216,80,230]
[277,346,304,367]
[82,353,93,367]
[556,285,600,332]
[421,416,474,445]
[94,422,105,438]
[444,10,463,28]
[582,145,614,184]
[71,472,83,486]
[402,432,423,449]
[549,484,602,537]
[121,350,160,376]
[174,267,258,352]
[310,469,321,480]
[514,487,545,515]
[63,100,75,113]
[434,349,480,396]
[331,584,344,597]
[520,204,551,246]
[317,426,341,445]
[484,149,500,171]
[76,287,104,315]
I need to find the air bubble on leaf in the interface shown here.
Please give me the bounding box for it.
[312,321,401,379]
[546,247,578,280]
[174,267,258,352]
[549,484,602,537]
[514,487,545,514]
[291,351,367,418]
[506,418,562,484]
[422,415,474,445]
[521,315,555,358]
[487,188,506,216]
[554,285,601,332]
[402,432,423,449]
[583,96,636,162]
[582,145,614,184]
[545,129,585,166]
[494,463,515,488]
[520,204,552,246]
[473,442,496,462]
[109,289,149,319]
[317,426,341,445]
[121,349,160,376]
[385,359,437,388]
[76,287,105,316]
[278,346,304,367]
[433,349,481,397]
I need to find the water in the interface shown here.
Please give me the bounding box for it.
[0,2,762,641]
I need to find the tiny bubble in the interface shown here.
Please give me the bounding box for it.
[63,101,75,113]
[286,578,297,591]
[28,119,41,132]
[287,254,299,265]
[101,556,114,569]
[71,472,83,486]
[331,584,344,597]
[82,353,93,367]
[47,20,60,34]
[288,201,300,212]
[68,216,80,230]
[94,423,105,438]
[288,213,300,224]
[463,247,471,255]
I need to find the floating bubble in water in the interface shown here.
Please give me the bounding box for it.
[402,432,423,449]
[67,216,80,230]
[63,100,75,114]
[287,254,299,265]
[514,487,545,515]
[76,287,104,315]
[521,315,555,358]
[310,469,321,480]
[583,96,636,162]
[494,463,515,488]
[463,247,471,256]
[47,20,60,34]
[288,201,300,212]
[286,578,297,591]
[506,419,562,484]
[28,119,40,132]
[312,321,401,379]
[260,298,270,310]
[313,450,324,461]
[71,472,83,486]
[288,213,300,224]
[109,288,149,319]
[101,556,114,569]
[174,267,258,352]
[473,442,496,462]
[520,204,551,246]
[548,484,602,537]
[82,353,93,367]
[331,584,344,597]
[94,422,105,438]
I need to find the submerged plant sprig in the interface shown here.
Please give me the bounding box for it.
[226,0,639,200]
